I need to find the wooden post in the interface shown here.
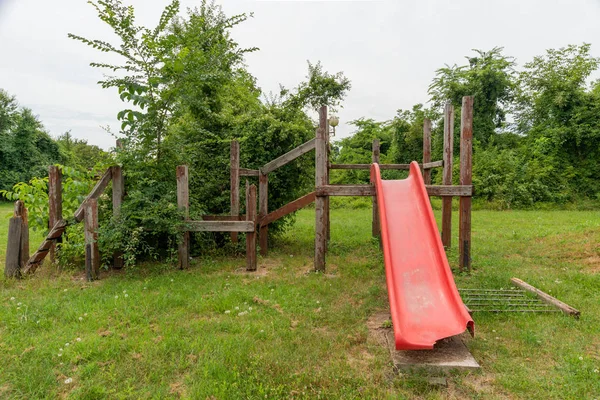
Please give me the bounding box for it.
[259,172,268,256]
[15,201,29,269]
[48,166,62,263]
[372,139,380,238]
[325,121,331,242]
[315,106,328,272]
[246,184,257,271]
[441,102,454,249]
[4,216,22,279]
[111,166,124,268]
[177,165,190,269]
[459,96,474,271]
[230,141,240,244]
[84,199,100,281]
[423,119,432,185]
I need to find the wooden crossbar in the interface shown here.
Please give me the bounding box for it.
[260,192,316,227]
[185,220,255,232]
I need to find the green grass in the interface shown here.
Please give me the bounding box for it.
[1,201,599,399]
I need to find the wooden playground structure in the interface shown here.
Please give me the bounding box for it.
[5,97,474,279]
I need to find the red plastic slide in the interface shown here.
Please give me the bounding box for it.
[371,162,474,350]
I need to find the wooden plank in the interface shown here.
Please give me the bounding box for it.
[112,165,124,269]
[427,185,473,197]
[186,221,255,232]
[84,199,100,281]
[230,141,240,244]
[259,172,268,256]
[423,118,432,185]
[261,138,316,174]
[317,185,375,197]
[441,101,454,249]
[459,96,473,272]
[314,106,328,272]
[260,192,316,227]
[5,217,23,278]
[15,201,29,270]
[201,215,245,221]
[48,166,62,263]
[239,168,259,177]
[177,165,189,270]
[74,168,113,222]
[246,184,257,271]
[511,278,580,318]
[372,139,381,238]
[422,160,443,170]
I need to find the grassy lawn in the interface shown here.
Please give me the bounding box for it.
[1,201,599,399]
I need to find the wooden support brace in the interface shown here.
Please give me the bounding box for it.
[511,278,580,318]
[260,192,316,227]
[74,168,113,222]
[261,138,316,174]
[246,184,257,271]
[177,165,190,270]
[84,199,100,281]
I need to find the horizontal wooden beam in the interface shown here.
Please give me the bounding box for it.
[185,220,255,233]
[260,192,316,226]
[511,278,580,318]
[201,215,245,221]
[422,160,444,169]
[239,168,259,177]
[317,185,375,196]
[426,185,472,197]
[261,138,316,174]
[74,168,113,222]
[329,161,443,171]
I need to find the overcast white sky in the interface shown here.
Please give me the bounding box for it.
[1,0,599,149]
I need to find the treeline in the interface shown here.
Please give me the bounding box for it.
[333,45,600,208]
[0,89,110,192]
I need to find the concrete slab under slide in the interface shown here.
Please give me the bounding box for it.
[385,330,480,373]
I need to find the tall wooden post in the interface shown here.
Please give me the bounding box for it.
[372,139,380,238]
[230,141,240,244]
[423,119,432,185]
[259,172,268,256]
[84,199,100,281]
[441,102,454,249]
[459,96,474,271]
[15,201,29,270]
[246,184,257,271]
[177,165,190,269]
[112,165,124,269]
[315,106,328,272]
[325,120,331,242]
[48,166,62,263]
[4,208,23,279]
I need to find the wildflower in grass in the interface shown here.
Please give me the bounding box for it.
[123,290,127,293]
[579,356,584,361]
[238,311,248,316]
[58,353,62,357]
[235,306,239,310]
[78,317,83,321]
[84,313,88,316]
[64,378,73,384]
[65,343,70,347]
[125,294,129,298]
[64,289,68,292]
[260,330,264,333]
[76,338,82,342]
[115,295,119,299]
[316,301,320,304]
[144,287,147,290]
[594,369,599,373]
[248,307,253,311]
[10,297,15,301]
[17,307,20,310]
[17,302,22,306]
[224,310,231,314]
[36,320,40,324]
[171,279,174,282]
[59,348,63,352]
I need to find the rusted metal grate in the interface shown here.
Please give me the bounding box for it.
[459,288,560,313]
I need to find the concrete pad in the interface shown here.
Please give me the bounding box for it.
[385,331,480,373]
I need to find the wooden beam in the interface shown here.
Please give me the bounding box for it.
[74,168,113,222]
[426,185,473,197]
[246,184,257,271]
[239,168,259,177]
[84,199,100,281]
[441,101,454,249]
[511,278,580,318]
[459,96,474,272]
[48,166,62,263]
[423,118,432,185]
[201,215,245,221]
[315,106,328,272]
[186,221,255,232]
[4,216,22,279]
[317,185,375,197]
[230,140,240,244]
[259,172,268,256]
[372,140,381,238]
[422,160,443,169]
[260,192,316,227]
[112,165,124,269]
[261,138,316,174]
[177,165,189,270]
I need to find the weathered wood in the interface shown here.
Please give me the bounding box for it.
[325,122,331,242]
[5,217,23,278]
[230,141,240,244]
[317,185,375,197]
[22,219,68,274]
[201,215,245,221]
[329,162,442,170]
[423,118,432,185]
[427,185,473,197]
[48,166,62,263]
[260,192,316,227]
[372,140,380,238]
[511,278,580,318]
[261,138,316,174]
[111,166,124,269]
[315,106,328,272]
[15,201,29,269]
[84,199,100,281]
[246,184,257,271]
[177,165,189,270]
[74,168,113,222]
[441,101,454,248]
[239,168,259,177]
[185,221,255,232]
[258,172,268,256]
[459,96,473,272]
[422,160,444,169]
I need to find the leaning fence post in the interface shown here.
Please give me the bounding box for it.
[84,199,100,281]
[177,165,190,269]
[48,165,62,263]
[4,213,23,279]
[441,102,454,249]
[246,184,257,271]
[459,96,474,272]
